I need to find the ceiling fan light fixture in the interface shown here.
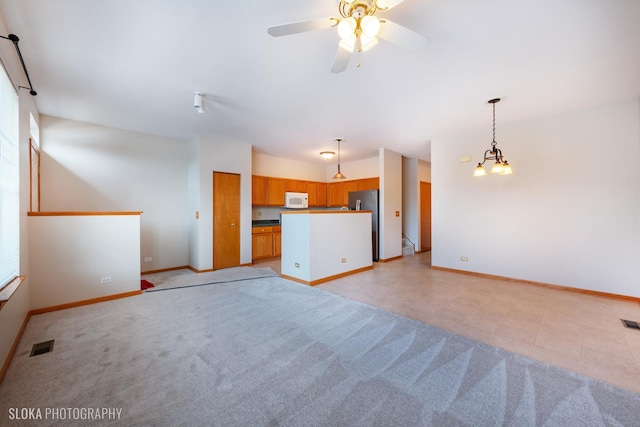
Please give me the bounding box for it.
[361,16,381,37]
[360,35,378,52]
[338,17,357,40]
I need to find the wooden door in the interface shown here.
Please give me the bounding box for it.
[420,181,432,252]
[213,172,241,269]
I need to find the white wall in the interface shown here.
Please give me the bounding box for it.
[253,152,327,181]
[379,148,403,260]
[432,98,640,297]
[402,157,420,250]
[324,156,379,181]
[281,212,372,282]
[187,138,201,268]
[418,160,431,182]
[28,215,141,310]
[190,135,252,270]
[39,116,190,272]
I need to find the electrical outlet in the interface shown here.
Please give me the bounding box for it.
[144,257,152,262]
[460,256,468,262]
[100,276,112,284]
[341,258,347,263]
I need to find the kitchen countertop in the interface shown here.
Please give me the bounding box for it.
[252,219,280,227]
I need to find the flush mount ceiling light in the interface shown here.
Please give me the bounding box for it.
[320,151,336,159]
[332,138,346,179]
[474,98,513,177]
[194,91,205,113]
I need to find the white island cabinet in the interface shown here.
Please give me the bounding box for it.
[280,210,373,285]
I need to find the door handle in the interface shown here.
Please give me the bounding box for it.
[230,223,236,227]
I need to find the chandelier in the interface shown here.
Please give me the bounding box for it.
[336,0,390,53]
[474,98,513,176]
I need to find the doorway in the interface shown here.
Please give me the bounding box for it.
[213,171,241,269]
[420,181,431,252]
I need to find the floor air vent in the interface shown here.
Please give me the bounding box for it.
[621,319,640,330]
[30,340,54,357]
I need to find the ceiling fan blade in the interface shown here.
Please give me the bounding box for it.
[330,43,353,73]
[267,17,338,37]
[378,19,429,51]
[376,0,407,11]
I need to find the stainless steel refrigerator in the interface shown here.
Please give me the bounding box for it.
[348,189,379,261]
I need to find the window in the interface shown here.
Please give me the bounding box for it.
[0,61,19,289]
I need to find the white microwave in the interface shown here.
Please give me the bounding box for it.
[285,192,308,209]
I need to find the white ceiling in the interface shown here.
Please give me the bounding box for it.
[1,0,639,165]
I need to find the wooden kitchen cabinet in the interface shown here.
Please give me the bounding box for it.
[252,226,274,259]
[252,175,267,206]
[317,182,327,207]
[306,182,319,206]
[342,181,358,206]
[273,226,281,257]
[286,179,307,193]
[357,177,379,191]
[327,182,343,207]
[266,178,286,206]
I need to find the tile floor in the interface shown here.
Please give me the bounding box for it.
[254,252,640,394]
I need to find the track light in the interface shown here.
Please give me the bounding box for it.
[194,92,205,113]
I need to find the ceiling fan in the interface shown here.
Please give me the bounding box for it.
[267,0,428,73]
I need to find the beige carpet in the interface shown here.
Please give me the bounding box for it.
[0,271,639,425]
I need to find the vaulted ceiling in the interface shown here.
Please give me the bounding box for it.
[1,0,639,164]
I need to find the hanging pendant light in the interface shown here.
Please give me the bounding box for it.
[332,138,346,179]
[474,98,513,176]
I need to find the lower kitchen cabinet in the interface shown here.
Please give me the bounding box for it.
[252,225,282,260]
[273,226,281,257]
[252,226,274,260]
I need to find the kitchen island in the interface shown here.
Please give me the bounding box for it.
[280,210,373,285]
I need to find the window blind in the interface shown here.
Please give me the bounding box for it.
[0,61,19,288]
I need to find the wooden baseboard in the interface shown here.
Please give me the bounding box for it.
[142,265,190,275]
[281,265,374,286]
[0,311,31,384]
[431,266,640,304]
[379,255,403,263]
[29,291,142,316]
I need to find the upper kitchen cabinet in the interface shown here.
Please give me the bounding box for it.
[252,175,267,206]
[317,182,327,207]
[306,182,318,206]
[252,175,286,206]
[286,179,307,193]
[266,178,286,206]
[357,177,379,191]
[341,181,358,206]
[327,178,378,207]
